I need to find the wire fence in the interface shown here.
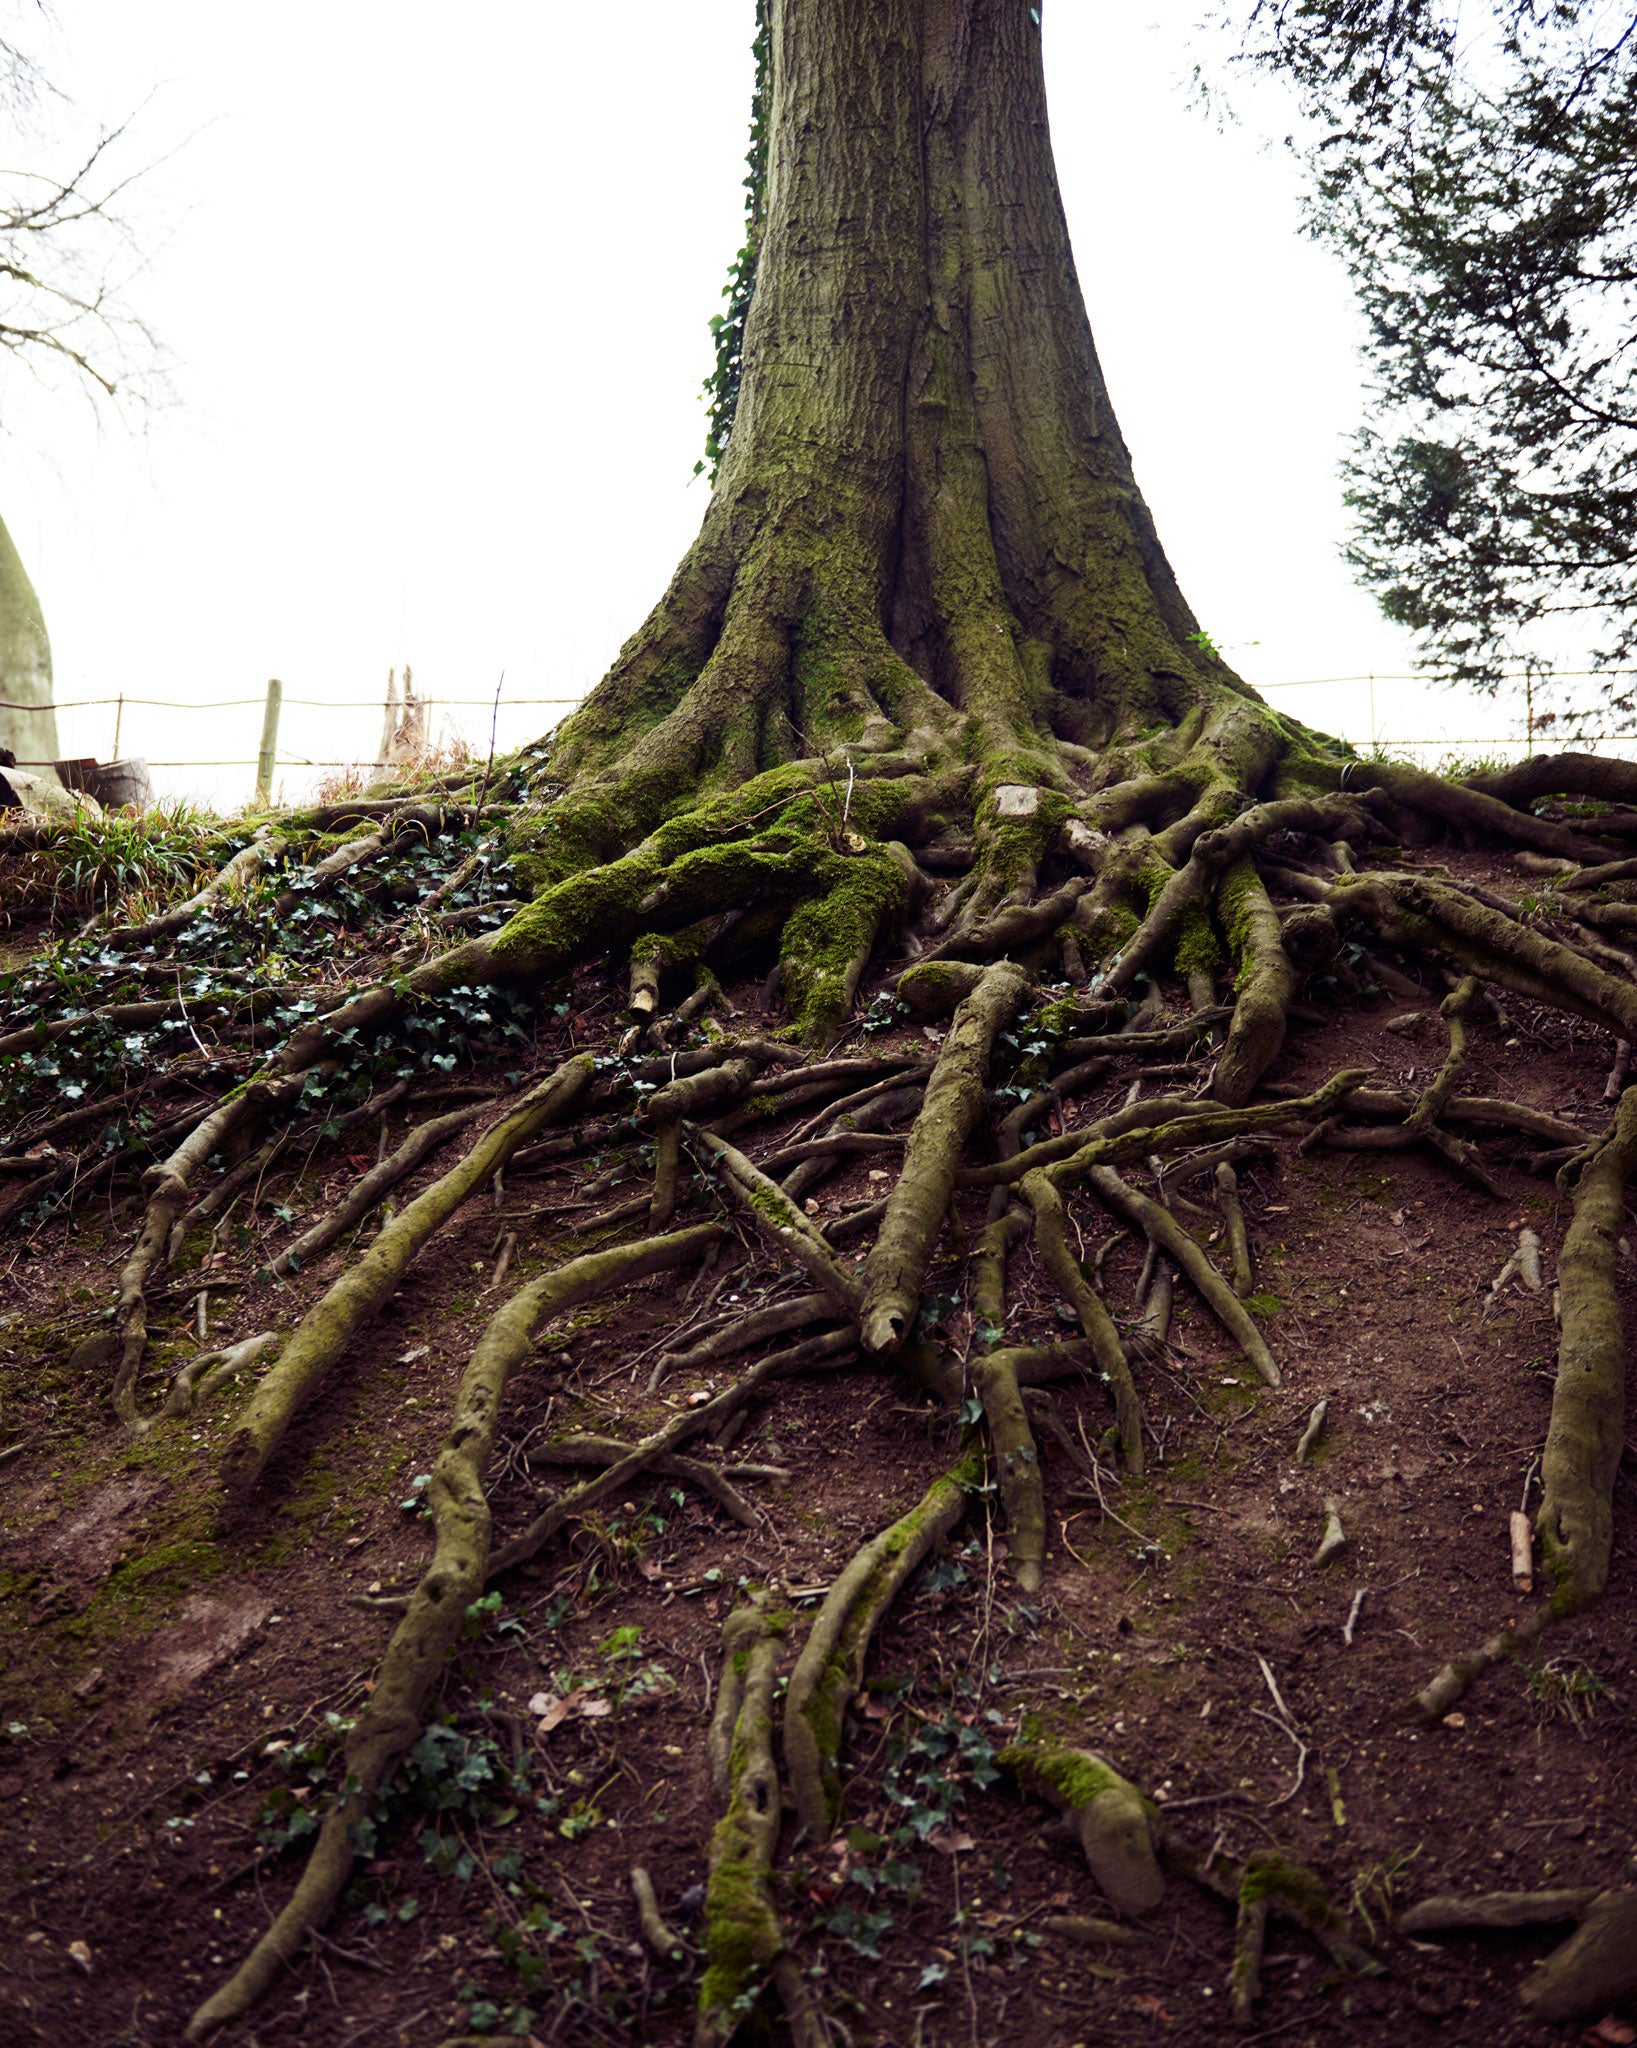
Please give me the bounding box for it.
[7,671,1637,793]
[3,690,587,782]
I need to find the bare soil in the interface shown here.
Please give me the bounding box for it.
[1,845,1633,2048]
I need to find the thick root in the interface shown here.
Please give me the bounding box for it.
[1538,1087,1637,1611]
[1214,860,1295,1106]
[1521,1890,1637,2023]
[783,1462,973,1838]
[1083,1164,1279,1387]
[860,959,1030,1352]
[1400,1889,1600,1933]
[1214,1160,1254,1299]
[975,1348,1046,1589]
[1022,1169,1144,1471]
[696,1600,792,2048]
[185,1219,716,2039]
[1000,1741,1164,1915]
[1407,1088,1637,1718]
[217,1055,594,1500]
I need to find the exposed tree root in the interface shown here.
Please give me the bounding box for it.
[1213,1160,1254,1299]
[1022,1169,1144,1470]
[974,1347,1046,1589]
[695,1597,825,2048]
[185,1220,718,2039]
[265,1098,490,1279]
[1407,1089,1637,1721]
[217,1056,595,1499]
[1000,1739,1164,1915]
[489,1326,856,1579]
[630,1865,688,1964]
[784,1463,974,1838]
[1536,1088,1637,1611]
[693,1128,863,1314]
[861,960,1030,1353]
[1399,1888,1601,1933]
[14,603,1637,2039]
[1083,1163,1279,1386]
[1521,1890,1637,2023]
[529,1432,775,1528]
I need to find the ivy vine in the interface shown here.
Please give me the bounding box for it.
[697,0,770,484]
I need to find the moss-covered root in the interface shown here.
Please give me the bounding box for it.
[1021,1169,1144,1472]
[1213,860,1296,1108]
[1085,1163,1279,1387]
[974,1349,1045,1590]
[1408,1088,1637,1721]
[1538,1086,1637,1611]
[784,1462,974,1838]
[642,1054,771,1232]
[708,1599,777,1797]
[691,1128,863,1315]
[896,957,987,1021]
[696,1606,789,2048]
[1230,1877,1268,2026]
[1214,1160,1254,1300]
[779,845,909,1045]
[1000,1743,1163,1916]
[860,960,1032,1353]
[1521,1890,1637,2023]
[1235,1851,1377,1975]
[215,1055,594,1502]
[972,1206,1028,1342]
[185,1219,718,2043]
[111,1066,319,1427]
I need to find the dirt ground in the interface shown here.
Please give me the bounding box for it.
[1,842,1634,2048]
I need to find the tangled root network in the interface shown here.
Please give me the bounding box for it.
[3,714,1637,2044]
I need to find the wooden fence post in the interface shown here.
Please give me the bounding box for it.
[256,678,283,804]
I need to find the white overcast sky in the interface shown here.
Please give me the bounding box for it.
[5,0,1541,806]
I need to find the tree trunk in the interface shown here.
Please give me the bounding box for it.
[548,0,1291,835]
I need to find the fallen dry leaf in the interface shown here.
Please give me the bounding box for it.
[532,1687,590,1733]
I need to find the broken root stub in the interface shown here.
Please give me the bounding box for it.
[1000,1741,1164,1916]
